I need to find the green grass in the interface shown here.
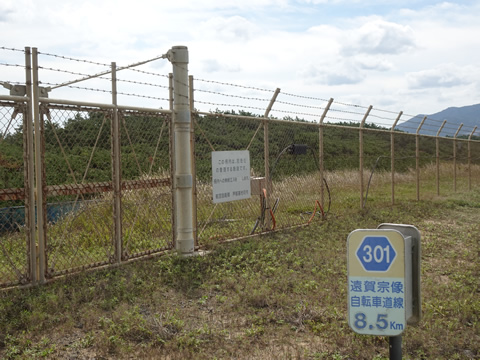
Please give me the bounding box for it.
[0,188,479,359]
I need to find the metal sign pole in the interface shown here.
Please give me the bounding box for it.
[389,335,402,360]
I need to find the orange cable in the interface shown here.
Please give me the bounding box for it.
[307,200,324,224]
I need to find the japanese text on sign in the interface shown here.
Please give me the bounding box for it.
[347,230,407,336]
[212,151,251,204]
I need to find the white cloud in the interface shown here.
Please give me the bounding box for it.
[355,56,394,72]
[202,59,241,73]
[407,64,477,89]
[300,60,364,86]
[1,0,480,116]
[198,16,260,42]
[342,19,416,55]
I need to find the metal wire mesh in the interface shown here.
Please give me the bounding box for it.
[195,113,266,245]
[118,110,173,259]
[268,120,322,229]
[0,101,29,287]
[41,105,115,277]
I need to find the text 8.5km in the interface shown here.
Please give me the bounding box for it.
[353,312,404,331]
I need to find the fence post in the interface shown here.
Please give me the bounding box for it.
[25,47,37,284]
[453,124,463,192]
[319,98,333,210]
[189,75,198,246]
[167,46,195,256]
[416,116,427,201]
[32,48,46,283]
[111,62,122,263]
[390,111,403,205]
[263,88,280,230]
[359,105,372,208]
[468,126,477,191]
[168,73,176,248]
[436,120,447,196]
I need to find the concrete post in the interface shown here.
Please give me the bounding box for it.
[168,46,195,256]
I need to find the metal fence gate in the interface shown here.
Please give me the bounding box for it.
[0,46,180,289]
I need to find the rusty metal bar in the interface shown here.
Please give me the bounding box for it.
[25,46,36,284]
[39,97,172,115]
[0,188,26,201]
[37,178,170,197]
[111,62,122,263]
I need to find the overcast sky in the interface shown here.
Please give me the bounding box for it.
[1,0,479,121]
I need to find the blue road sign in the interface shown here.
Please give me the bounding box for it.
[356,236,397,272]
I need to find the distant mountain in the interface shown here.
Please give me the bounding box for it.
[396,103,480,137]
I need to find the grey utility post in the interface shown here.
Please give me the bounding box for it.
[167,46,195,256]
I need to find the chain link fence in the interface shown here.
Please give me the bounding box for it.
[0,100,31,287]
[37,104,174,279]
[41,104,115,277]
[118,110,173,260]
[1,46,480,289]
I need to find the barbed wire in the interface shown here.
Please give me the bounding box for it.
[116,91,171,103]
[329,107,370,118]
[274,100,326,111]
[270,108,325,119]
[126,67,170,79]
[41,82,112,95]
[371,107,403,116]
[333,100,371,110]
[324,115,366,123]
[195,88,270,102]
[0,46,25,53]
[195,78,274,93]
[368,113,398,123]
[38,66,111,81]
[280,92,330,102]
[194,100,267,113]
[0,63,24,69]
[1,48,477,131]
[38,51,110,67]
[117,78,169,90]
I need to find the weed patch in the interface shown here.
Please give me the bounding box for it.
[1,190,479,359]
